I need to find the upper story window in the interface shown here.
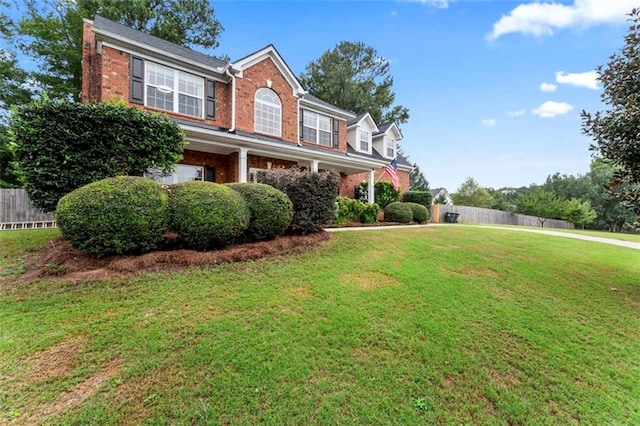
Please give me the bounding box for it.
[359,130,370,152]
[302,110,332,146]
[145,62,204,118]
[254,88,281,137]
[385,137,396,158]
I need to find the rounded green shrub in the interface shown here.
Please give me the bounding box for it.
[405,202,429,223]
[55,176,169,257]
[225,183,293,241]
[169,181,249,250]
[384,202,413,223]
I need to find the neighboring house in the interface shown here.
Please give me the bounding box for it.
[81,16,413,203]
[429,188,453,205]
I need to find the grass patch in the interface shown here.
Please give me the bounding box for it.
[1,227,639,424]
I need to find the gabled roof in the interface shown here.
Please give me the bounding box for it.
[373,122,403,140]
[300,94,355,119]
[346,112,378,132]
[346,145,413,169]
[232,44,305,95]
[91,16,228,72]
[429,188,450,197]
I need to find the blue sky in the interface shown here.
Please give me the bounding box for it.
[211,0,633,192]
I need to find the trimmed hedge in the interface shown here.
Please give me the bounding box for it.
[402,191,432,208]
[335,196,380,224]
[384,202,413,223]
[361,203,380,224]
[55,176,168,257]
[405,202,429,223]
[225,183,293,241]
[257,168,339,234]
[12,99,184,212]
[169,181,249,250]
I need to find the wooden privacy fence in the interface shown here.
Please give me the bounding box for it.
[431,204,575,229]
[0,189,56,230]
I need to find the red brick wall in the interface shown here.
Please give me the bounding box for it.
[81,21,231,129]
[235,58,298,144]
[340,169,411,198]
[247,155,297,170]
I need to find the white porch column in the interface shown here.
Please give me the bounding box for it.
[238,147,248,183]
[368,169,375,204]
[311,159,319,172]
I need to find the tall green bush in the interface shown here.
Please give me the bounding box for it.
[11,99,185,212]
[169,181,249,250]
[402,191,432,208]
[225,183,293,241]
[55,176,169,257]
[257,167,339,234]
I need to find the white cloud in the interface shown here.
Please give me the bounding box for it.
[508,109,526,117]
[532,101,573,118]
[540,82,558,92]
[488,0,636,40]
[482,119,497,127]
[555,70,600,90]
[404,0,449,8]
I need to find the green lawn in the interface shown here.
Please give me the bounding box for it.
[473,223,640,243]
[1,227,639,424]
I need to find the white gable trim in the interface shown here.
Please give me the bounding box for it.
[347,113,379,133]
[232,45,305,97]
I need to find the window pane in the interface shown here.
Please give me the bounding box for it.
[360,141,369,151]
[304,111,317,128]
[319,130,331,146]
[318,115,331,132]
[303,126,316,142]
[175,165,203,182]
[179,93,202,117]
[255,88,281,136]
[147,86,174,111]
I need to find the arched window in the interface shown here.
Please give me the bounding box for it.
[254,88,281,137]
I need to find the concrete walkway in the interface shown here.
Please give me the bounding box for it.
[326,224,640,250]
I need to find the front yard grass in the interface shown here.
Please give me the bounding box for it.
[1,226,639,424]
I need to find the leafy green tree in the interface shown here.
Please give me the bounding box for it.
[0,125,21,187]
[582,8,640,216]
[515,190,566,227]
[563,198,597,229]
[452,177,494,208]
[433,193,449,205]
[0,6,33,114]
[300,41,409,125]
[409,163,429,191]
[588,159,637,232]
[3,0,224,101]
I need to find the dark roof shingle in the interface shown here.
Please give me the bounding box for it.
[92,15,228,70]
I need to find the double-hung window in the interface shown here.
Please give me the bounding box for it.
[303,111,332,146]
[254,88,282,137]
[386,137,396,158]
[145,62,204,118]
[359,130,370,152]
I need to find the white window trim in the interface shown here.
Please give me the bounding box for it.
[385,137,396,159]
[303,110,332,147]
[254,88,282,137]
[144,61,205,118]
[358,129,371,154]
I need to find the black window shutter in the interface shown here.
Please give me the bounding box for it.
[299,109,304,141]
[130,55,144,104]
[205,167,216,182]
[333,118,340,148]
[206,79,216,120]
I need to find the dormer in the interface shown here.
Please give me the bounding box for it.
[347,113,378,155]
[373,122,403,160]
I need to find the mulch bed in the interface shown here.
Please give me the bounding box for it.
[20,232,331,283]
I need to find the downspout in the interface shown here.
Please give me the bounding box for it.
[296,91,306,147]
[224,65,237,132]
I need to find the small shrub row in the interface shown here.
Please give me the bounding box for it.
[257,168,339,234]
[56,177,293,256]
[383,201,429,224]
[334,196,380,224]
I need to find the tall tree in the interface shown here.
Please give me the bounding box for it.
[0,6,33,114]
[3,0,224,101]
[581,8,640,217]
[452,177,494,208]
[409,163,429,191]
[299,41,409,125]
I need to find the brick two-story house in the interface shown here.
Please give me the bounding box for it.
[82,16,412,203]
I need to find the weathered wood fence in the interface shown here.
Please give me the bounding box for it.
[431,204,575,229]
[0,189,56,230]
